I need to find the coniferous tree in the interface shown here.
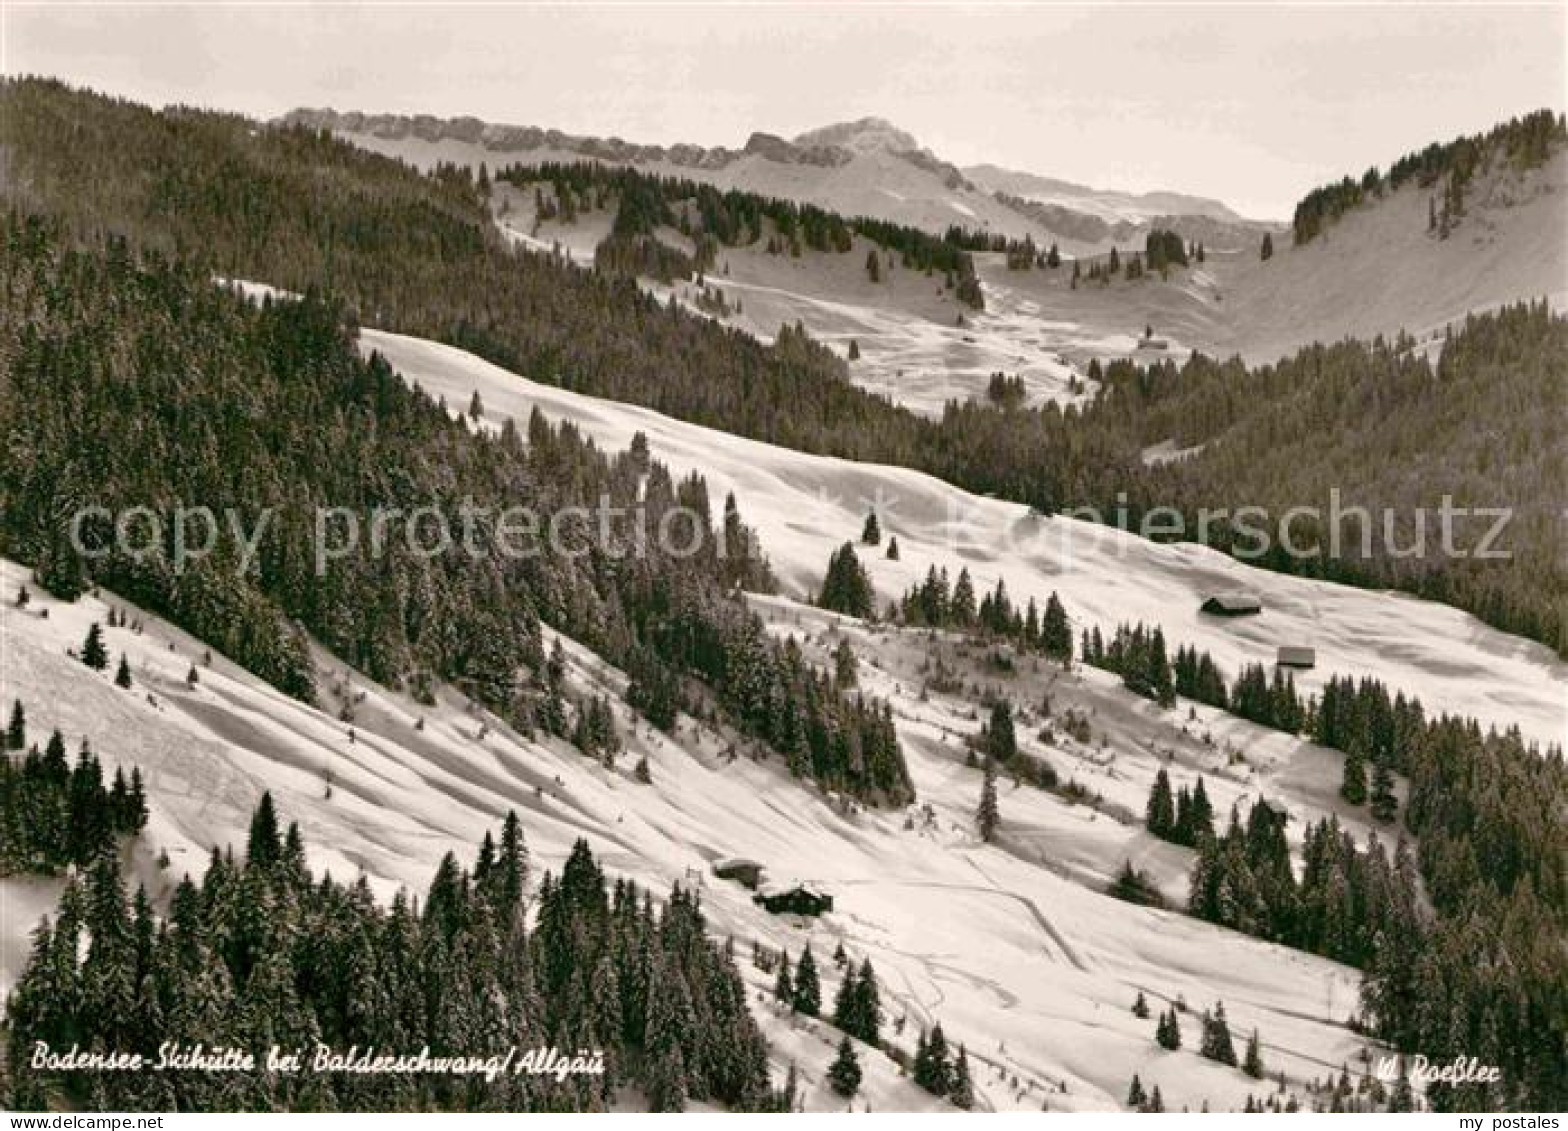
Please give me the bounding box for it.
[81,623,108,671]
[950,1045,974,1109]
[1341,746,1368,805]
[977,757,999,843]
[817,544,875,620]
[1388,1064,1415,1112]
[792,945,821,1016]
[1243,1028,1265,1078]
[1199,1003,1237,1065]
[914,1022,951,1095]
[3,91,1563,659]
[828,1036,862,1098]
[861,511,881,546]
[113,654,132,689]
[774,949,793,1004]
[983,699,1017,762]
[1260,232,1274,261]
[1187,778,1215,844]
[1132,990,1150,1019]
[1146,768,1176,838]
[1041,593,1072,663]
[5,700,23,751]
[1156,1007,1181,1050]
[951,569,976,627]
[1109,860,1164,907]
[833,958,881,1045]
[833,640,858,689]
[1127,1073,1146,1108]
[1370,757,1398,823]
[4,86,1562,1108]
[246,792,282,871]
[885,536,899,561]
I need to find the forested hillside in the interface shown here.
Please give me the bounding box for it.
[1080,312,1567,652]
[506,162,985,307]
[1292,109,1565,244]
[2,78,1560,658]
[6,795,778,1112]
[0,217,912,805]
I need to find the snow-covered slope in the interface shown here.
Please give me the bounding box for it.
[489,179,1096,416]
[989,148,1568,366]
[367,329,1567,749]
[8,316,1560,1112]
[489,153,1564,419]
[0,551,1378,1114]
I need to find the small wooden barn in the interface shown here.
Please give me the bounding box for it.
[1275,645,1316,669]
[754,884,834,917]
[712,858,764,889]
[1200,593,1262,617]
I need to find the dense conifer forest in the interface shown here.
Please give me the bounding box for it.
[1079,312,1566,655]
[1292,108,1565,244]
[897,567,1074,665]
[4,795,779,1112]
[0,215,911,804]
[505,162,985,307]
[1135,666,1565,1112]
[1,704,149,875]
[2,79,1562,656]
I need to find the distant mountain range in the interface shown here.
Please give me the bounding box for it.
[962,163,1250,224]
[281,109,1268,251]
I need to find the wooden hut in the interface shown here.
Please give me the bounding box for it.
[712,858,764,889]
[754,883,834,917]
[1200,593,1262,616]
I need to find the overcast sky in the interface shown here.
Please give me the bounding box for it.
[5,2,1565,218]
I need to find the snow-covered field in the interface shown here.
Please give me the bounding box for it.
[692,259,1097,417]
[368,329,1567,749]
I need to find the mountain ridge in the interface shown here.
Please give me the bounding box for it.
[279,107,1256,248]
[964,161,1255,224]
